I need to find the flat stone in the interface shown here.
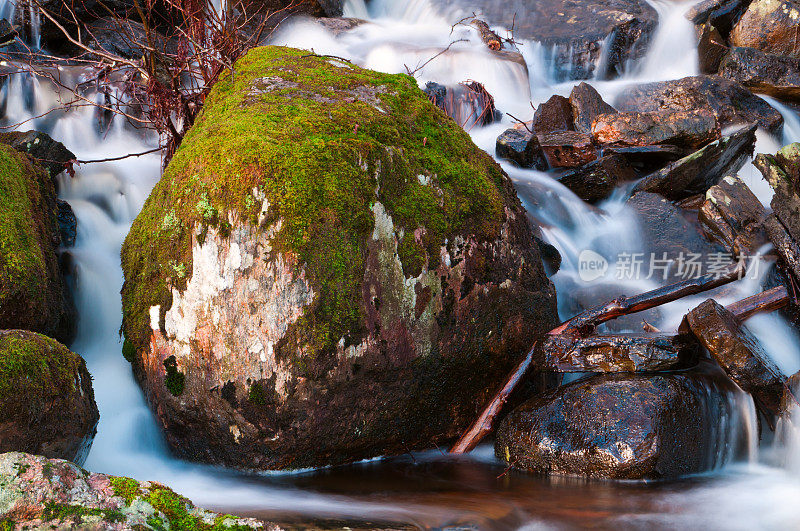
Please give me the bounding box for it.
[591,110,720,149]
[538,332,700,372]
[718,46,800,104]
[557,154,636,202]
[615,75,784,135]
[686,298,786,426]
[537,131,598,168]
[631,123,757,200]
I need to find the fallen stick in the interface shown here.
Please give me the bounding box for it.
[450,280,785,454]
[728,285,790,321]
[550,264,743,337]
[450,343,536,454]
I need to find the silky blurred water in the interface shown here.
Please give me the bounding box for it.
[3,0,800,527]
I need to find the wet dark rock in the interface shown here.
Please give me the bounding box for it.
[615,75,784,135]
[424,80,500,128]
[627,191,730,276]
[315,0,344,17]
[631,123,757,200]
[698,23,729,74]
[699,175,767,256]
[557,154,636,203]
[718,46,800,104]
[0,18,16,47]
[0,144,76,343]
[730,0,800,59]
[0,330,98,465]
[57,200,77,248]
[496,362,749,479]
[0,130,74,181]
[537,131,598,168]
[440,0,658,80]
[688,0,753,36]
[533,95,574,134]
[686,298,786,427]
[600,144,691,173]
[496,127,547,170]
[592,110,720,149]
[570,82,617,134]
[537,333,700,372]
[754,143,800,242]
[86,18,176,60]
[781,370,800,414]
[536,237,562,276]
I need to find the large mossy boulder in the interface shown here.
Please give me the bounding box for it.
[120,46,558,470]
[0,331,98,465]
[0,144,75,342]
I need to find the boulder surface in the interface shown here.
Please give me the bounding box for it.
[120,46,558,471]
[0,144,75,342]
[0,331,98,464]
[496,363,750,479]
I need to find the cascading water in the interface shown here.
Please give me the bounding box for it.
[5,0,800,527]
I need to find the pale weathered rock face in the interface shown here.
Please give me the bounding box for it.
[0,452,274,529]
[121,46,558,471]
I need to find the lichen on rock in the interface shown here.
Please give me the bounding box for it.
[121,46,558,470]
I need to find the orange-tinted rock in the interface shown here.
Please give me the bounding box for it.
[592,110,720,149]
[537,131,598,168]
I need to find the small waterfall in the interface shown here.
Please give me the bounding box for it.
[633,0,704,80]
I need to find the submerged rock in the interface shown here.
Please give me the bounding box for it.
[570,82,617,134]
[0,331,98,464]
[730,0,800,59]
[0,452,272,529]
[615,75,784,134]
[496,127,547,170]
[591,110,720,149]
[439,0,658,80]
[631,123,757,200]
[686,299,786,426]
[496,362,750,479]
[0,144,76,342]
[718,46,800,104]
[538,333,700,373]
[627,191,731,277]
[557,154,636,203]
[120,46,558,471]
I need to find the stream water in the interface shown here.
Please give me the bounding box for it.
[4,0,800,528]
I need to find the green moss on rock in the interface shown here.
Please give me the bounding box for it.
[121,46,508,360]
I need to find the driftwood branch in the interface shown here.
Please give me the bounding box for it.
[450,272,785,455]
[450,343,536,454]
[550,264,744,337]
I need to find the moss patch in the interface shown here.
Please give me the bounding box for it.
[121,46,509,366]
[0,145,51,322]
[163,355,185,396]
[0,330,81,404]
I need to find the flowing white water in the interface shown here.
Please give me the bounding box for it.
[5,0,800,527]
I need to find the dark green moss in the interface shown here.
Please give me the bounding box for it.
[0,330,80,404]
[43,501,126,523]
[122,338,136,363]
[121,46,508,368]
[248,381,267,405]
[0,145,50,319]
[163,355,185,396]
